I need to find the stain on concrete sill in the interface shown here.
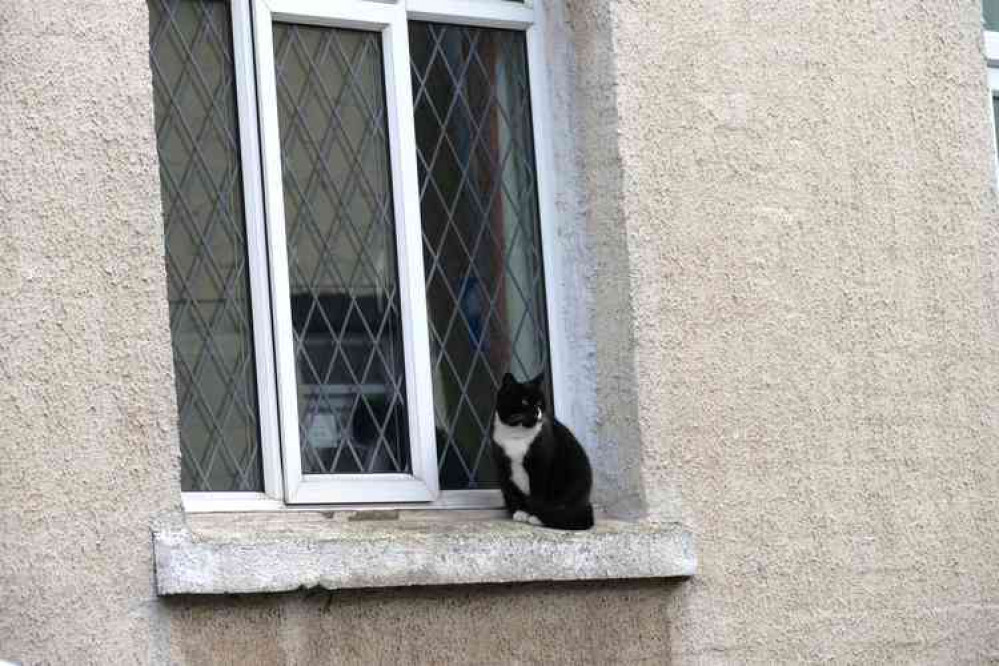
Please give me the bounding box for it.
[153,513,696,595]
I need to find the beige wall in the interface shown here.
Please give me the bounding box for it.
[581,0,999,660]
[1,0,998,664]
[0,1,181,662]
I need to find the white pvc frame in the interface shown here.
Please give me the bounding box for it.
[182,0,284,512]
[182,0,566,512]
[254,0,439,504]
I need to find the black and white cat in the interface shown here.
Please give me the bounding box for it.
[491,372,594,530]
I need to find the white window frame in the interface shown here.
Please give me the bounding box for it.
[181,0,567,513]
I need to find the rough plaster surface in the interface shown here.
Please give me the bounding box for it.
[558,0,650,521]
[0,1,182,663]
[165,580,685,666]
[155,515,695,594]
[3,0,999,664]
[571,0,999,662]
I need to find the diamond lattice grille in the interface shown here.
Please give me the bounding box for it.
[149,0,263,491]
[274,23,410,475]
[410,23,550,490]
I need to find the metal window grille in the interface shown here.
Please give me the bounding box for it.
[152,0,554,505]
[273,22,411,476]
[410,23,550,490]
[150,0,263,492]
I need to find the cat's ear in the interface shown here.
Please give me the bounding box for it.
[528,371,545,389]
[502,372,517,387]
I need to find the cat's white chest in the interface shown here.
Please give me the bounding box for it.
[492,415,541,496]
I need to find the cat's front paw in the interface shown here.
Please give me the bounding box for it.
[512,510,530,523]
[527,515,543,526]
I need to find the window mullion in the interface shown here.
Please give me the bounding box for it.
[523,16,572,433]
[232,0,284,500]
[382,5,441,500]
[251,0,304,502]
[252,0,439,504]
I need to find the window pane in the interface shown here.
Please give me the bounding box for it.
[986,0,999,32]
[410,23,551,490]
[149,0,263,491]
[274,24,410,476]
[994,96,999,159]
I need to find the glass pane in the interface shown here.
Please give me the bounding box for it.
[986,0,999,32]
[994,96,999,159]
[410,23,550,490]
[274,23,410,475]
[149,0,263,491]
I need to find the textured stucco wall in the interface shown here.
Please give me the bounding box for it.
[572,0,999,661]
[0,0,182,662]
[2,0,998,664]
[0,0,676,663]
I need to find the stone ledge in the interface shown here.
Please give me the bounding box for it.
[153,511,696,595]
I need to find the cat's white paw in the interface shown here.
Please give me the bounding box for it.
[527,515,543,526]
[512,510,530,523]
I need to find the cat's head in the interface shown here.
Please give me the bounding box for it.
[495,372,546,429]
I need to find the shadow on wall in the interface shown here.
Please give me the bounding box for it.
[164,578,688,665]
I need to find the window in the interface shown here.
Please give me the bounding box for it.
[149,0,563,509]
[986,1,999,164]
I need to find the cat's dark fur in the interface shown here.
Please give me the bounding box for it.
[491,372,594,530]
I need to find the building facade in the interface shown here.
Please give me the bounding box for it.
[1,0,998,663]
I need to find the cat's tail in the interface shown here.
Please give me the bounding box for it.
[536,504,594,531]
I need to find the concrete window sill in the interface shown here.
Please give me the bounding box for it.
[153,511,697,595]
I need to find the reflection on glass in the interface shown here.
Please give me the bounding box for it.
[986,0,999,32]
[150,0,263,492]
[274,23,410,475]
[410,23,550,490]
